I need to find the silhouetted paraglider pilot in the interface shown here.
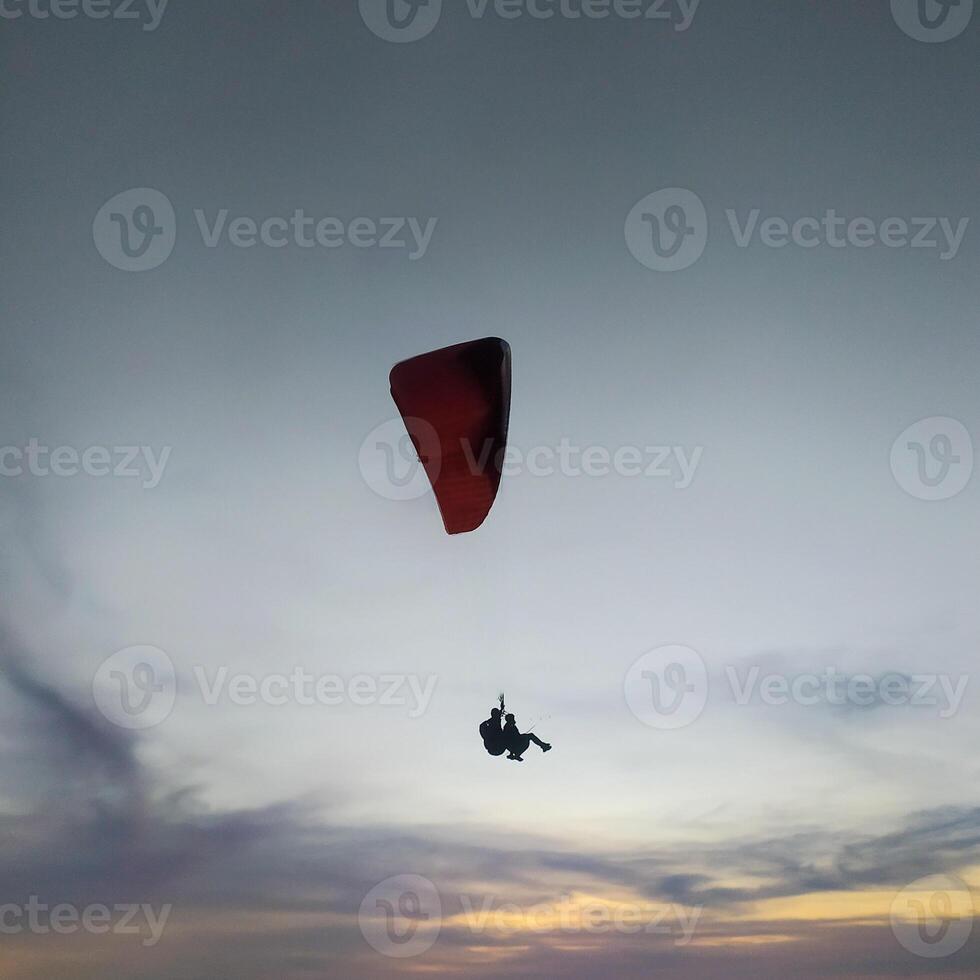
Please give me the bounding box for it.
[502,713,551,762]
[480,698,551,762]
[479,707,506,756]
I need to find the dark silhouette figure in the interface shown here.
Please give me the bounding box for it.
[502,713,551,762]
[479,707,507,756]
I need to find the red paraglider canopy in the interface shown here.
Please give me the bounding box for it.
[389,337,512,535]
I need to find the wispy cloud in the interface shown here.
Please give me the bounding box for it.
[0,643,976,977]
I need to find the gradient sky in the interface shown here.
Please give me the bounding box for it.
[1,1,979,977]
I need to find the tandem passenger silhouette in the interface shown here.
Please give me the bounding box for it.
[480,695,551,763]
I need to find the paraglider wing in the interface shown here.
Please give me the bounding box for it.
[389,337,511,535]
